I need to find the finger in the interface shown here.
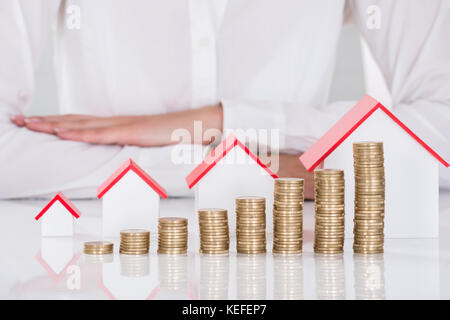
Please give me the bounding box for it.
[55,127,120,145]
[53,116,139,130]
[24,114,93,123]
[22,114,94,133]
[24,115,135,134]
[24,119,62,134]
[10,115,26,126]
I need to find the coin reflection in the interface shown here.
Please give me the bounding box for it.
[200,254,229,300]
[237,254,266,300]
[273,254,304,299]
[315,254,346,299]
[158,254,188,291]
[84,253,113,264]
[120,254,149,277]
[354,253,385,300]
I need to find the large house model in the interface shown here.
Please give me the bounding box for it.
[35,192,81,237]
[300,94,449,238]
[186,134,279,232]
[98,158,168,237]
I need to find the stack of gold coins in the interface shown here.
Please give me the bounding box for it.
[273,178,304,254]
[314,169,345,254]
[84,241,114,255]
[198,208,230,255]
[353,142,385,254]
[158,217,188,254]
[119,229,150,255]
[236,196,266,254]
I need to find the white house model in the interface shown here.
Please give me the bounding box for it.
[98,158,168,237]
[300,94,449,238]
[185,134,279,233]
[35,192,81,237]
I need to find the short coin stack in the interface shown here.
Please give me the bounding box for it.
[353,142,385,254]
[314,169,345,254]
[198,208,230,254]
[84,241,114,255]
[273,178,304,254]
[158,217,188,254]
[119,229,150,255]
[236,196,266,254]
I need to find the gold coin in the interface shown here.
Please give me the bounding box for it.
[200,249,229,255]
[120,251,149,255]
[120,232,150,235]
[198,208,227,213]
[159,217,188,223]
[157,250,187,255]
[120,229,150,235]
[84,251,113,255]
[84,241,113,246]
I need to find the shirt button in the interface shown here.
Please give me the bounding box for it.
[198,37,211,48]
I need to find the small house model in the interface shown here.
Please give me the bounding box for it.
[35,192,81,237]
[299,94,449,238]
[186,134,279,232]
[98,158,168,237]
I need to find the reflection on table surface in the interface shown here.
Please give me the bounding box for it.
[1,194,450,299]
[315,254,346,300]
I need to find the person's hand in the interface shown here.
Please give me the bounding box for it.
[277,154,319,200]
[11,105,223,147]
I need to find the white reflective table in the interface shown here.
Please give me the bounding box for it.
[1,191,449,300]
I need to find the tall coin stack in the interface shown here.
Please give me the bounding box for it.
[119,229,150,255]
[198,208,230,255]
[314,169,345,254]
[158,217,188,254]
[273,178,304,254]
[353,142,385,254]
[236,196,266,254]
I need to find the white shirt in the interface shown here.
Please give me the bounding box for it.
[0,0,449,199]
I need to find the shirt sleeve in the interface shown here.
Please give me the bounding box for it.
[349,0,450,187]
[0,1,195,199]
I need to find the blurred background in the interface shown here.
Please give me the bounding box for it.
[28,23,391,116]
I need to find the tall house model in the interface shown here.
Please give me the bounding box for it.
[98,159,168,237]
[300,95,449,238]
[186,134,279,232]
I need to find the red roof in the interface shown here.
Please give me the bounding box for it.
[299,94,449,172]
[97,158,168,199]
[186,133,279,189]
[35,192,81,220]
